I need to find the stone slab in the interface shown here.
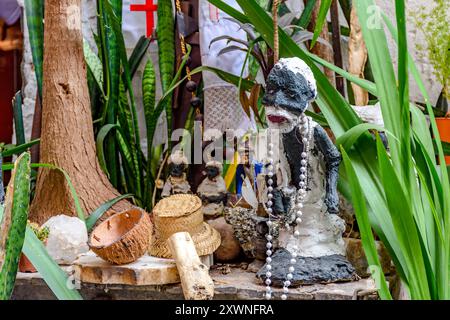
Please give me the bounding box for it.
[14,262,378,300]
[73,251,180,286]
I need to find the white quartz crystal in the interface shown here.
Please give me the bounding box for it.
[43,215,89,265]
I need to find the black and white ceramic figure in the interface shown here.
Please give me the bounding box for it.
[257,58,355,297]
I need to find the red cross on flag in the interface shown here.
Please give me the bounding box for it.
[129,0,158,37]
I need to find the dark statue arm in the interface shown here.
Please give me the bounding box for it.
[313,125,341,214]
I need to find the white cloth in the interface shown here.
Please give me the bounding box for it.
[199,0,248,88]
[199,0,256,138]
[0,0,21,25]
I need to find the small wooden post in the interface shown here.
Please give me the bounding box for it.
[167,232,214,300]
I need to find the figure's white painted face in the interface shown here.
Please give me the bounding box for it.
[265,106,301,133]
[263,57,317,134]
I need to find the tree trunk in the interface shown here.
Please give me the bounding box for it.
[29,0,131,224]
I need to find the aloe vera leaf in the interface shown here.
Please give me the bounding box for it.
[85,194,133,231]
[0,152,31,300]
[1,140,40,158]
[22,227,82,300]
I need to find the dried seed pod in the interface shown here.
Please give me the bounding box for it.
[190,97,201,107]
[186,80,197,92]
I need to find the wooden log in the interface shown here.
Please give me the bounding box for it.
[348,6,369,106]
[167,232,214,300]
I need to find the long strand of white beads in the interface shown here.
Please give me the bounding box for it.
[281,114,312,300]
[264,129,275,300]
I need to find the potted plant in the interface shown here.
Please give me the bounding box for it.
[412,0,450,163]
[18,221,49,273]
[435,92,450,163]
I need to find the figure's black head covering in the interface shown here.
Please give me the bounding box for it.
[262,58,317,114]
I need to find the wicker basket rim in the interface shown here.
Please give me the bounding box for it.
[148,222,221,258]
[152,194,202,217]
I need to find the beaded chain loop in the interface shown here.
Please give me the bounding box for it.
[265,115,312,300]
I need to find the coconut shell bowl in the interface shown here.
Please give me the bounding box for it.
[88,208,152,265]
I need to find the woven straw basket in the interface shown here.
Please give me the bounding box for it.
[148,194,221,258]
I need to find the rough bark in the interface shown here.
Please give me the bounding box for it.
[29,0,131,224]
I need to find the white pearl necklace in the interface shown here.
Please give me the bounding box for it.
[264,114,312,300]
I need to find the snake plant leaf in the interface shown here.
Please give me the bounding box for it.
[142,59,157,207]
[83,39,104,98]
[145,45,192,163]
[24,0,44,102]
[157,0,176,147]
[157,0,175,93]
[0,153,30,300]
[104,0,143,186]
[143,60,157,115]
[96,124,119,177]
[129,36,152,79]
[97,0,120,187]
[12,92,25,146]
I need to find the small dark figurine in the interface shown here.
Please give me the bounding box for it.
[256,57,355,288]
[161,150,191,197]
[197,160,227,218]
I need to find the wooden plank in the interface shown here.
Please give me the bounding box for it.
[73,251,180,286]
